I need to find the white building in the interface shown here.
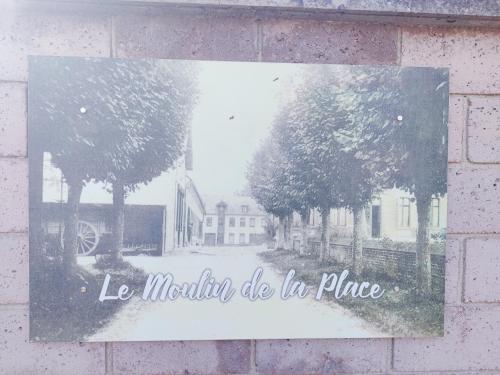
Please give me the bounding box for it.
[202,196,268,246]
[295,187,447,243]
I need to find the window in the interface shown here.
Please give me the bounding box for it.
[241,205,249,213]
[332,208,346,226]
[229,217,236,227]
[309,209,319,226]
[431,198,440,227]
[250,217,255,227]
[217,204,226,214]
[206,217,212,227]
[400,198,411,227]
[228,233,235,244]
[239,233,246,244]
[261,218,266,227]
[240,217,246,227]
[339,208,347,227]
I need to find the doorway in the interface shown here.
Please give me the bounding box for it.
[371,205,381,238]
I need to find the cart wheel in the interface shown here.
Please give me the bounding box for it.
[60,221,100,256]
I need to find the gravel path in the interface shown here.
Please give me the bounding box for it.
[87,246,387,341]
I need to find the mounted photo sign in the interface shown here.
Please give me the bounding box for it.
[28,56,448,342]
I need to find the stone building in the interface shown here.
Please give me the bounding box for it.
[202,195,268,246]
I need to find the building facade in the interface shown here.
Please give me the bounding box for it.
[203,196,268,246]
[293,187,447,244]
[41,132,205,255]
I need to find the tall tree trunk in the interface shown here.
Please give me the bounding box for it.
[111,181,125,263]
[352,207,364,275]
[416,195,432,295]
[63,180,83,274]
[319,207,330,262]
[283,215,288,250]
[299,210,309,256]
[276,215,285,250]
[284,213,293,251]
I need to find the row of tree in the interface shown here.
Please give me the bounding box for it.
[247,65,448,294]
[30,57,197,274]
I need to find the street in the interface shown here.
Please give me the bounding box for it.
[84,246,388,341]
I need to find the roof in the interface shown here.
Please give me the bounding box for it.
[203,195,267,216]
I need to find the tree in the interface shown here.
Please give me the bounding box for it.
[331,66,402,274]
[324,65,447,286]
[395,68,448,295]
[102,60,197,263]
[29,56,196,270]
[275,64,406,265]
[271,109,312,255]
[277,67,347,261]
[247,139,293,250]
[344,66,447,291]
[297,209,310,255]
[29,56,127,272]
[334,153,375,275]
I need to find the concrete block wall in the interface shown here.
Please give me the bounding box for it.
[0,2,499,374]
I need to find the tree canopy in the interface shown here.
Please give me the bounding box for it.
[247,137,294,219]
[30,56,197,188]
[30,56,198,266]
[247,64,448,277]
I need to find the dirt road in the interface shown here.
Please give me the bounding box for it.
[86,246,387,341]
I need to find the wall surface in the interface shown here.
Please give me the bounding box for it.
[1,1,500,374]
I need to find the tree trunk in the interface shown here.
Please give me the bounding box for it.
[352,207,364,275]
[111,181,125,263]
[319,208,330,262]
[416,195,432,295]
[299,210,309,256]
[284,213,293,250]
[62,180,83,274]
[283,215,288,250]
[276,216,285,250]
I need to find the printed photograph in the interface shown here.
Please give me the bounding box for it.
[28,56,448,342]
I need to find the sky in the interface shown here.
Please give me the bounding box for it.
[42,59,306,204]
[189,61,304,196]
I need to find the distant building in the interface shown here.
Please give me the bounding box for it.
[202,196,268,246]
[293,187,447,243]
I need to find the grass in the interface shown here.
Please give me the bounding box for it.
[259,249,444,336]
[30,256,146,342]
